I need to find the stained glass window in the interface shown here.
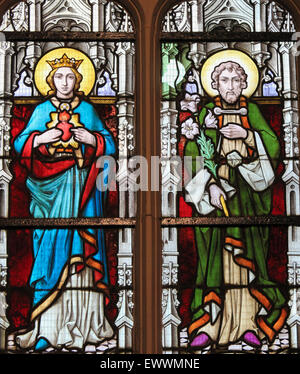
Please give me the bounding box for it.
[0,0,299,360]
[0,0,135,354]
[161,0,300,354]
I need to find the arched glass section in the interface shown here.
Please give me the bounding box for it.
[0,0,136,353]
[160,0,300,354]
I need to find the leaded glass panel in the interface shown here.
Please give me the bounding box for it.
[0,0,136,354]
[160,0,300,354]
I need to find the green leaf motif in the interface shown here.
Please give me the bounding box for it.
[196,130,217,179]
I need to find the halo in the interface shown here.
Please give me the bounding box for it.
[34,47,96,97]
[200,49,259,98]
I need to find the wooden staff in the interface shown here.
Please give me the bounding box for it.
[220,195,229,217]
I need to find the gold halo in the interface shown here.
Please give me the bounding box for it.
[34,47,96,97]
[200,49,259,98]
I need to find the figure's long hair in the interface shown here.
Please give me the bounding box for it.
[46,67,84,97]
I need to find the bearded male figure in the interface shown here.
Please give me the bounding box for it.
[184,60,288,349]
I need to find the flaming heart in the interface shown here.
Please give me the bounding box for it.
[56,110,74,142]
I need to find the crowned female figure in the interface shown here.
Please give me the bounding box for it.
[14,48,116,351]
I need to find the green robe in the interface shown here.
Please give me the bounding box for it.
[184,98,288,343]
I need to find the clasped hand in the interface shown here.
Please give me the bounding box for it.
[70,128,96,147]
[33,127,96,148]
[204,111,248,140]
[209,183,227,210]
[219,123,247,139]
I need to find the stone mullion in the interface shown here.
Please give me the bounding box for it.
[160,97,181,352]
[89,0,107,32]
[25,0,42,96]
[27,0,42,32]
[0,40,13,350]
[250,1,271,97]
[187,1,206,95]
[279,39,300,348]
[89,0,107,95]
[114,39,135,351]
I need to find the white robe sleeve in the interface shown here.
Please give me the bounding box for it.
[185,168,236,215]
[238,131,275,192]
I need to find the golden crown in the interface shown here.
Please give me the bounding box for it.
[47,54,83,70]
